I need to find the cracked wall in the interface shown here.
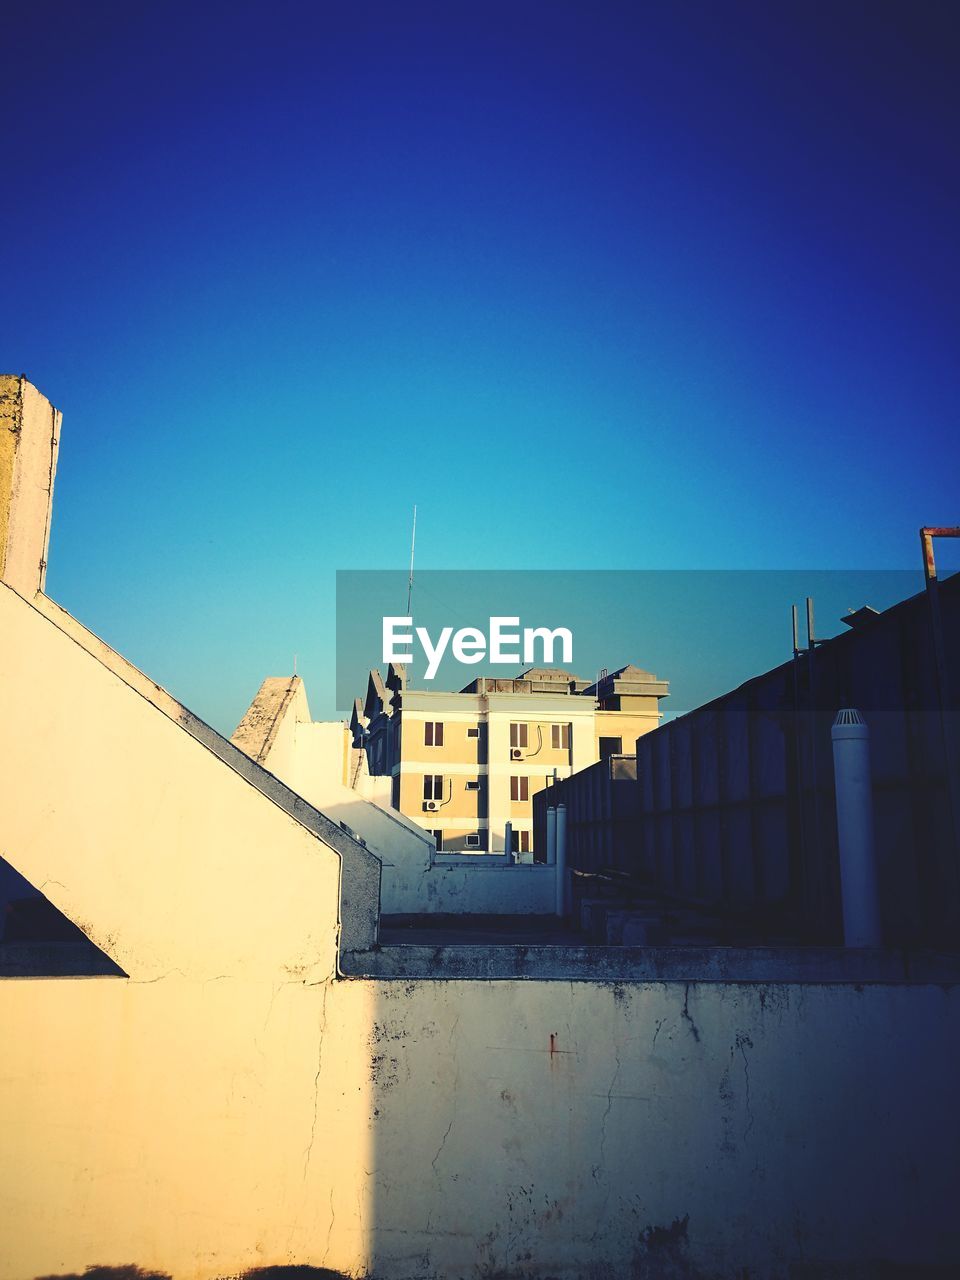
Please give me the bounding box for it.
[361,978,960,1280]
[6,974,958,1280]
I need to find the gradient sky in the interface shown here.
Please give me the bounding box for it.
[3,1,958,730]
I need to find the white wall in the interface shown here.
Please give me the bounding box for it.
[0,585,343,983]
[2,973,958,1280]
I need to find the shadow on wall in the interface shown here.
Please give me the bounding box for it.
[34,1266,355,1280]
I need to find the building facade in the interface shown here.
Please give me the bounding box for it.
[352,663,668,855]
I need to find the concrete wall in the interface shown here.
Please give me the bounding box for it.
[361,978,960,1280]
[0,375,61,597]
[2,969,958,1280]
[404,859,556,914]
[0,586,349,983]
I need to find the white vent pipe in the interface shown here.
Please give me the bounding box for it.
[831,708,881,947]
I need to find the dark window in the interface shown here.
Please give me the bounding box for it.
[430,829,443,850]
[510,775,530,802]
[423,774,444,801]
[551,723,571,750]
[510,722,528,749]
[425,721,444,747]
[599,736,622,760]
[511,828,531,854]
[466,779,481,791]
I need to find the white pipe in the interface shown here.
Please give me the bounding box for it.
[545,806,557,866]
[831,708,881,947]
[555,802,568,917]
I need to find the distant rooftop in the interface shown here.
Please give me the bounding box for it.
[454,665,668,699]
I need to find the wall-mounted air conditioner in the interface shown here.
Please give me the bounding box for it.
[511,748,523,760]
[423,800,439,812]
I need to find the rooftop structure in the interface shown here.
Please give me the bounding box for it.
[351,659,668,859]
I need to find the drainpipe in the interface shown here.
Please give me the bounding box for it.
[831,709,881,946]
[555,802,568,917]
[504,820,513,862]
[546,805,557,866]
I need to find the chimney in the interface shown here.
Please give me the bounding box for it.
[0,376,61,597]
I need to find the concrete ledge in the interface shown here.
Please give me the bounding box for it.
[340,942,960,984]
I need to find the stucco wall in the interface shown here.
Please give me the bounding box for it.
[362,978,960,1279]
[2,973,958,1280]
[402,860,556,915]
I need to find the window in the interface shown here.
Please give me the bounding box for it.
[511,828,531,854]
[467,726,480,738]
[599,736,622,760]
[510,775,530,802]
[424,721,444,747]
[465,779,481,791]
[465,833,481,848]
[510,722,528,749]
[430,829,443,851]
[551,723,571,750]
[391,774,400,809]
[423,774,444,801]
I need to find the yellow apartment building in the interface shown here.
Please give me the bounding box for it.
[351,664,668,856]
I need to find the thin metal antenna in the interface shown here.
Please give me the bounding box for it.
[791,604,800,656]
[406,504,417,615]
[806,596,816,649]
[293,653,298,676]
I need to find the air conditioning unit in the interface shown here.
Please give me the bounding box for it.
[423,800,439,812]
[511,748,523,760]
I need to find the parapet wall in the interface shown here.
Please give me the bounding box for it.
[1,968,958,1280]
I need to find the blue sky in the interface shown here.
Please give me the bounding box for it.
[3,1,958,730]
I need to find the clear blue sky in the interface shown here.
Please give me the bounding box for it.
[4,1,958,731]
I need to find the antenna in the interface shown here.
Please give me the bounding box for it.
[406,504,417,616]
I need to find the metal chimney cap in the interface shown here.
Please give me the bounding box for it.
[832,707,870,740]
[834,708,864,726]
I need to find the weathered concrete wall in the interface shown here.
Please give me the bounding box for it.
[0,375,61,596]
[401,858,556,915]
[362,978,960,1280]
[1,972,958,1280]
